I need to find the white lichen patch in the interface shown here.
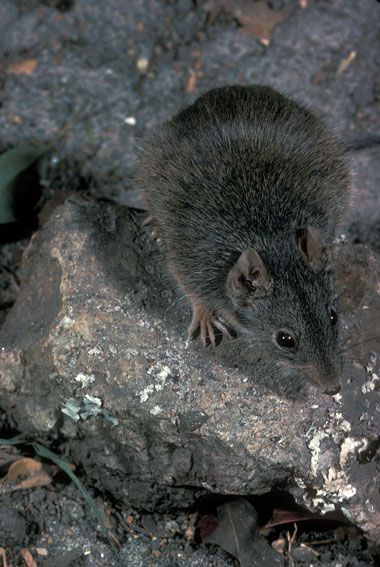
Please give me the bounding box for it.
[83,394,102,407]
[311,470,357,513]
[308,412,353,473]
[147,362,171,391]
[61,395,118,425]
[340,436,368,467]
[137,362,172,402]
[150,406,162,416]
[75,373,96,388]
[305,410,361,513]
[80,395,102,419]
[365,499,375,514]
[59,315,75,330]
[308,430,329,476]
[366,352,377,374]
[362,373,380,394]
[294,477,306,488]
[362,352,379,393]
[332,412,351,433]
[311,499,335,513]
[202,482,215,492]
[138,384,154,403]
[62,398,81,421]
[318,467,356,501]
[88,346,102,356]
[308,411,352,477]
[332,392,342,404]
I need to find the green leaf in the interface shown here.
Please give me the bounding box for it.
[31,442,116,550]
[0,144,46,223]
[0,438,28,446]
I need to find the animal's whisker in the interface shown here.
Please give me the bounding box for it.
[339,335,380,355]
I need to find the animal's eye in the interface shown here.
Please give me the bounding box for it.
[329,308,338,326]
[276,331,296,349]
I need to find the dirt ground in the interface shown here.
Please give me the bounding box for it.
[0,440,376,567]
[0,0,379,565]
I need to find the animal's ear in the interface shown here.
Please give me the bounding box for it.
[227,248,271,307]
[297,226,328,269]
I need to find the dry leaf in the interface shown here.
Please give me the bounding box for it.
[187,71,197,93]
[219,1,297,44]
[8,114,23,125]
[264,507,348,528]
[8,59,37,75]
[0,457,52,493]
[337,51,356,76]
[20,549,37,567]
[204,499,284,567]
[0,457,42,483]
[1,471,52,493]
[0,547,8,567]
[12,470,52,490]
[198,514,218,540]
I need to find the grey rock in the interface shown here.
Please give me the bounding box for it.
[1,196,379,543]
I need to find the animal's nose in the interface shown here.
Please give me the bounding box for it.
[324,384,341,396]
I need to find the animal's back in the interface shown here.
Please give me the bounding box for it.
[137,85,350,299]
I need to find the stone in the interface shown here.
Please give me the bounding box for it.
[0,195,379,542]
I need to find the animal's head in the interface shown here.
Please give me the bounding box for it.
[226,226,341,393]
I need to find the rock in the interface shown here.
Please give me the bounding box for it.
[0,195,379,542]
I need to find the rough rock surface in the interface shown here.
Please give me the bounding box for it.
[1,196,379,543]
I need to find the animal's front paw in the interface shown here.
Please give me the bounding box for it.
[188,301,232,347]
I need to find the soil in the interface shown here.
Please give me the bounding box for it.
[0,435,376,567]
[0,0,379,565]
